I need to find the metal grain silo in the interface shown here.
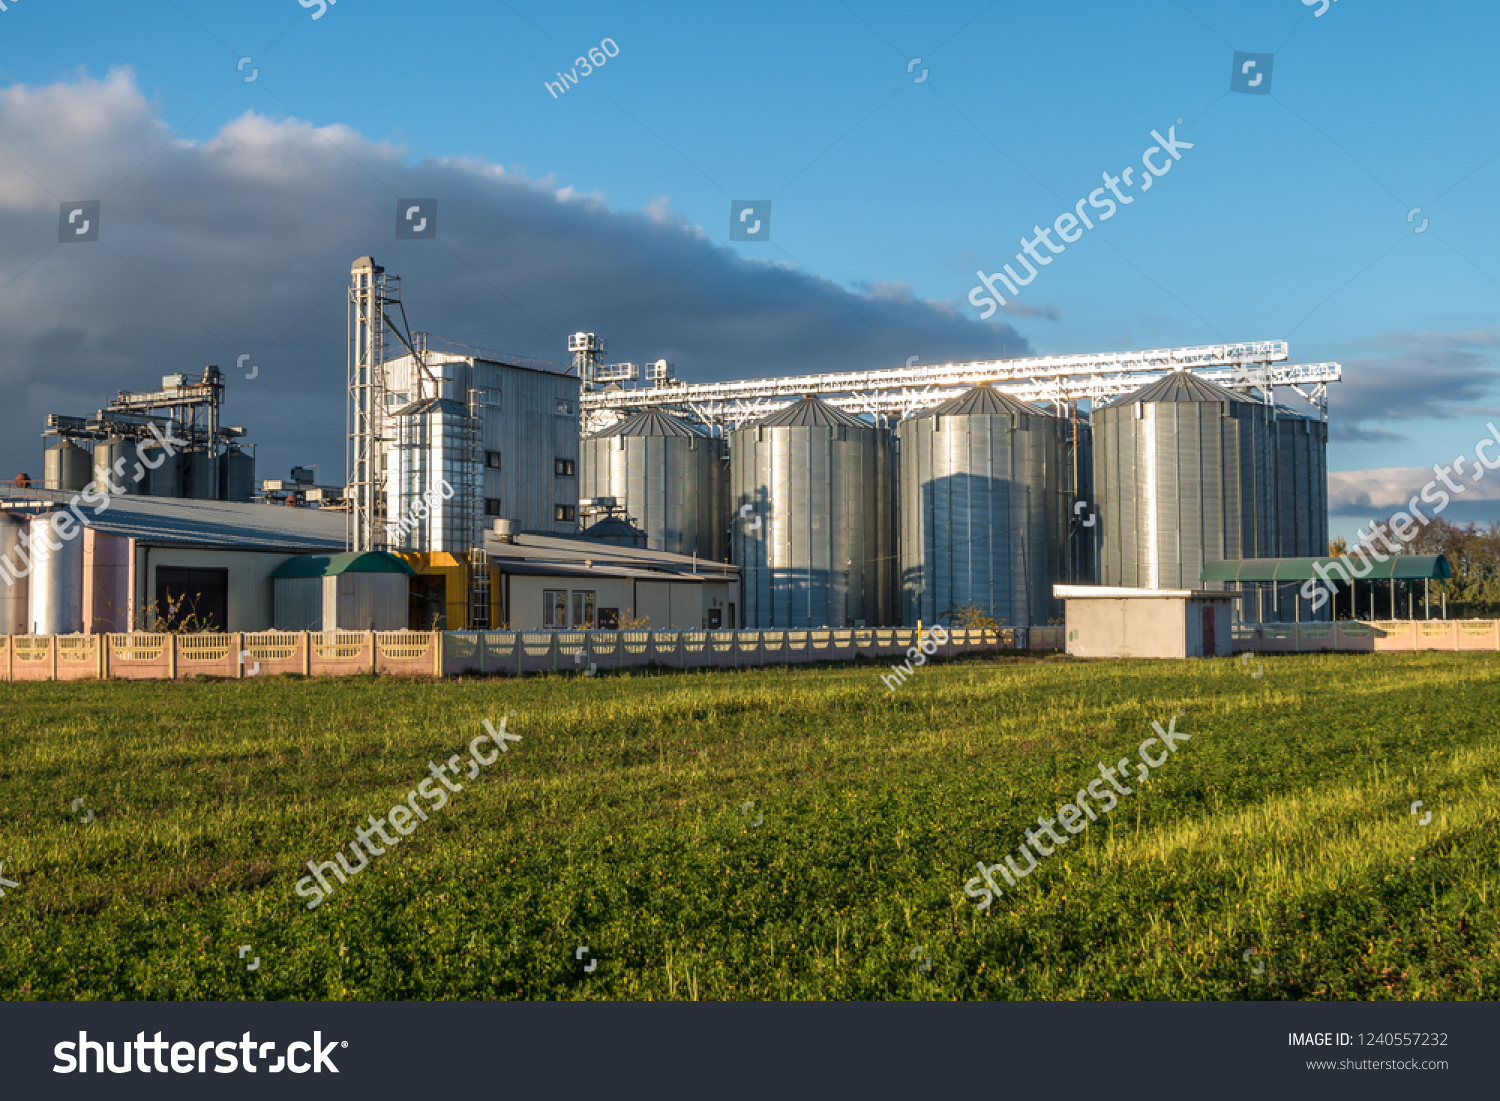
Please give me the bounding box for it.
[183,450,218,500]
[1275,409,1327,557]
[731,395,892,628]
[1094,370,1277,599]
[0,514,29,633]
[1274,408,1329,620]
[44,441,91,492]
[898,384,1069,629]
[91,438,138,495]
[139,444,183,497]
[582,410,728,559]
[27,514,84,634]
[220,445,255,503]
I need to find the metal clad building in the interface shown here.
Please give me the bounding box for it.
[898,383,1068,628]
[382,354,580,545]
[1095,371,1278,596]
[582,409,728,560]
[731,396,892,628]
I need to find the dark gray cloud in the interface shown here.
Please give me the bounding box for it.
[1328,329,1500,442]
[0,70,1031,484]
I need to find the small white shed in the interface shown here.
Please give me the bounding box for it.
[271,552,414,632]
[1053,585,1236,659]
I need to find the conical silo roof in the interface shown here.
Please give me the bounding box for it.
[1110,370,1247,406]
[919,381,1051,419]
[751,395,869,429]
[587,409,701,439]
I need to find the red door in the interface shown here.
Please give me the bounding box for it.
[1202,604,1216,657]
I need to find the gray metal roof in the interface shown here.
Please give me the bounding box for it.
[918,382,1052,419]
[483,530,738,578]
[587,409,702,439]
[1110,371,1248,406]
[751,395,870,429]
[1,489,346,550]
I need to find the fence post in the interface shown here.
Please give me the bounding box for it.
[552,632,559,673]
[617,630,623,671]
[302,632,312,676]
[234,632,244,679]
[479,631,486,675]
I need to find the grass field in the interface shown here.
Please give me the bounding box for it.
[1,650,1496,1000]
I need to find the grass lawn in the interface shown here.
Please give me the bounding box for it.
[1,650,1496,1000]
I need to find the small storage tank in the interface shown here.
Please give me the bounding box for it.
[582,410,728,559]
[0,514,29,633]
[27,513,84,634]
[898,383,1069,628]
[1094,370,1277,595]
[731,395,893,628]
[183,450,218,500]
[91,437,138,495]
[43,441,91,492]
[220,445,255,503]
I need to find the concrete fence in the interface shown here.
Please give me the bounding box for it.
[1232,620,1500,653]
[0,626,1064,683]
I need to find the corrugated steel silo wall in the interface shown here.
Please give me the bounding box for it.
[897,411,1066,628]
[1096,399,1277,597]
[581,433,728,559]
[0,515,29,633]
[1276,416,1328,558]
[731,422,892,628]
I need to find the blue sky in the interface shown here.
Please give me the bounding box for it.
[2,0,1498,543]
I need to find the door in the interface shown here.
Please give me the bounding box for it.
[1202,604,1216,657]
[155,567,229,631]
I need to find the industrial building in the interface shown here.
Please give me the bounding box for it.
[0,487,735,635]
[5,252,1342,641]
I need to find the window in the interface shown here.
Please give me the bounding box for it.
[597,607,619,630]
[555,504,576,523]
[477,389,501,406]
[543,590,566,628]
[484,498,503,516]
[572,590,596,629]
[385,392,409,407]
[555,399,575,416]
[485,451,502,469]
[554,458,575,477]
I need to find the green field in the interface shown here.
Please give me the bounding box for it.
[1,650,1496,1000]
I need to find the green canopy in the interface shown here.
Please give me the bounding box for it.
[269,551,416,579]
[1200,555,1451,583]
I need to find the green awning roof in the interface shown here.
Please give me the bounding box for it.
[269,551,416,579]
[1200,555,1451,583]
